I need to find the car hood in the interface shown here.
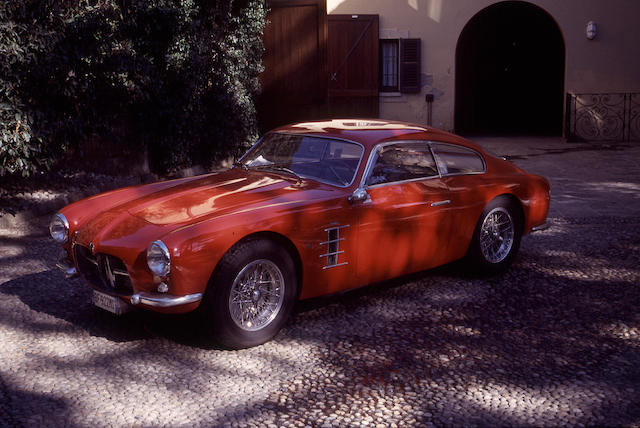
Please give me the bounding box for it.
[125,169,330,226]
[70,168,343,257]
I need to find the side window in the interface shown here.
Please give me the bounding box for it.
[431,143,485,176]
[366,142,438,186]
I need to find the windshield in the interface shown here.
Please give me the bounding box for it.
[241,133,364,187]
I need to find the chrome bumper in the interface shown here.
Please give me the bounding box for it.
[130,292,203,308]
[57,257,201,308]
[531,222,550,232]
[56,258,79,279]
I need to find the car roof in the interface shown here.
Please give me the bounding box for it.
[271,119,483,152]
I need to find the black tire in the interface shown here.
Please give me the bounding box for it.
[200,239,297,349]
[467,196,523,275]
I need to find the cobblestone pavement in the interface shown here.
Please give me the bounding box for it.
[1,138,639,427]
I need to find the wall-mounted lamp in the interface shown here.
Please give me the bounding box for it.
[586,21,597,40]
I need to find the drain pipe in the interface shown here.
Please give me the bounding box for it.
[425,93,434,126]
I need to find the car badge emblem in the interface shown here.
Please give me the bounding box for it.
[90,242,95,254]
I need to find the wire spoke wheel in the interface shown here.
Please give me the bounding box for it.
[479,207,515,263]
[228,259,285,331]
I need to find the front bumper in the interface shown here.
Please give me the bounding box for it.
[57,257,202,309]
[56,258,79,279]
[130,292,203,308]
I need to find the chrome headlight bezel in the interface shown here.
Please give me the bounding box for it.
[49,213,69,244]
[147,240,171,278]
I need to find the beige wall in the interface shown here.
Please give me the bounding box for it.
[328,0,640,132]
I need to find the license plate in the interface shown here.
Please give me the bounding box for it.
[92,290,132,315]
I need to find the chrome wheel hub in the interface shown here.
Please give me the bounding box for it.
[229,259,285,331]
[479,207,515,263]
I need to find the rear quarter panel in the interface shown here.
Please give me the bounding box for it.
[482,155,550,234]
[442,155,549,260]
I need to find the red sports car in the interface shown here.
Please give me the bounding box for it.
[51,120,550,348]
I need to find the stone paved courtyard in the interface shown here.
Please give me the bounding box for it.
[1,137,639,427]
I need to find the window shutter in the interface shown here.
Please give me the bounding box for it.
[400,38,421,93]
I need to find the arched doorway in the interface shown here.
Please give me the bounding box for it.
[455,1,565,135]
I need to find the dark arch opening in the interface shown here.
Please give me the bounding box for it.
[454,1,565,136]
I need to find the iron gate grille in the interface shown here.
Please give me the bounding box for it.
[565,92,640,142]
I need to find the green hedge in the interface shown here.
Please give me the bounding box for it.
[0,0,266,176]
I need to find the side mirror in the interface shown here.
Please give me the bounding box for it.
[348,188,370,204]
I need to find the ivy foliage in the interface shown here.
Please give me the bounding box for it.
[0,0,266,176]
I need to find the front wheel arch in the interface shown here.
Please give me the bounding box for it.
[227,231,303,298]
[200,237,298,349]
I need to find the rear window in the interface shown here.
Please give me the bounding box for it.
[431,143,485,176]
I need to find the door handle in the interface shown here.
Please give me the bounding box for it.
[430,200,451,207]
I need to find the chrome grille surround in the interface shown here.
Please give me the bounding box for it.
[74,245,133,295]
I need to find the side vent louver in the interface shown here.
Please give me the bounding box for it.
[320,225,349,269]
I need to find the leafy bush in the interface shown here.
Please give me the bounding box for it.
[0,0,266,176]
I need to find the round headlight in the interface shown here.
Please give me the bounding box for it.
[147,240,171,277]
[49,213,69,243]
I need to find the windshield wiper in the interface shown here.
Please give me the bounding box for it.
[233,161,248,171]
[255,165,302,182]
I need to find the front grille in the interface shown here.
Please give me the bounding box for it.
[74,245,133,295]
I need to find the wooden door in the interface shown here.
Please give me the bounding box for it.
[259,0,327,132]
[327,14,379,118]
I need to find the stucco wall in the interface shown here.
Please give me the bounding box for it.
[328,0,640,133]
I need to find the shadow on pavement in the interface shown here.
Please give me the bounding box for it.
[0,268,222,349]
[0,379,70,426]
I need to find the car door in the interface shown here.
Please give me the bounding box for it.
[354,141,455,285]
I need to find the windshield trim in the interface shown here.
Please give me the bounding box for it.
[238,132,366,188]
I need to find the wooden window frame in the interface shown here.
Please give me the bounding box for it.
[379,38,421,94]
[400,38,421,93]
[379,39,400,92]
